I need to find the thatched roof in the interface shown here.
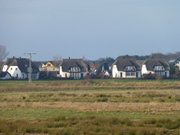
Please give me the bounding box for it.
[144,59,169,71]
[113,59,140,71]
[61,59,88,72]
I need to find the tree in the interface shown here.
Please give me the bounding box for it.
[53,56,63,65]
[0,45,8,60]
[150,53,167,60]
[0,45,8,70]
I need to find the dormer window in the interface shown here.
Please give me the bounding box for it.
[47,64,51,67]
[125,66,136,71]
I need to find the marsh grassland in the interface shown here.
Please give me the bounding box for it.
[0,80,180,135]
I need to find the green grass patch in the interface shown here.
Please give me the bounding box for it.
[0,108,179,135]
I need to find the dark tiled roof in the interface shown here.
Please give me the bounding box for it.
[0,72,11,78]
[33,61,45,68]
[113,59,141,71]
[96,63,111,74]
[101,63,110,71]
[61,59,88,72]
[144,59,169,71]
[5,57,39,73]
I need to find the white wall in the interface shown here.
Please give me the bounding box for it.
[7,66,27,79]
[112,65,119,78]
[59,66,88,79]
[141,64,154,75]
[59,66,70,78]
[113,64,141,78]
[112,65,128,78]
[2,65,8,72]
[141,64,170,78]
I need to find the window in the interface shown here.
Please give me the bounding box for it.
[70,67,80,72]
[155,71,165,77]
[154,66,164,71]
[125,66,136,71]
[126,72,136,77]
[47,64,51,67]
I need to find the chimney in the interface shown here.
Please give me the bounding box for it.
[69,57,70,59]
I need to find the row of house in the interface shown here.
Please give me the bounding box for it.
[103,59,170,79]
[0,56,178,80]
[0,57,89,80]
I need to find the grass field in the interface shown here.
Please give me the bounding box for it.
[0,79,180,135]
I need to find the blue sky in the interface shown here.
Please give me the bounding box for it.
[0,0,180,60]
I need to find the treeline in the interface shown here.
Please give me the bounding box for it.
[93,52,180,63]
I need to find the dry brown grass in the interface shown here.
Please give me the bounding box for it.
[0,102,180,113]
[1,80,180,92]
[0,80,180,135]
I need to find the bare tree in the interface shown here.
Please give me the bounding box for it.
[0,45,8,60]
[53,56,63,66]
[0,45,8,70]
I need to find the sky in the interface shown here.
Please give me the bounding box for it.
[0,0,180,60]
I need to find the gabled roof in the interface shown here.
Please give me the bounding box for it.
[113,59,140,71]
[47,61,61,67]
[61,59,88,72]
[144,59,169,71]
[5,57,39,73]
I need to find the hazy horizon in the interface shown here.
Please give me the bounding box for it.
[0,0,180,61]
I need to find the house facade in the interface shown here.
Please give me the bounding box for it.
[173,59,180,70]
[141,59,170,78]
[112,59,141,78]
[41,61,60,72]
[38,61,60,79]
[96,63,111,78]
[59,59,89,79]
[2,57,39,80]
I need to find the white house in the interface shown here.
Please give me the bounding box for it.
[59,58,89,79]
[141,59,170,78]
[112,59,141,78]
[174,59,180,70]
[2,57,39,80]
